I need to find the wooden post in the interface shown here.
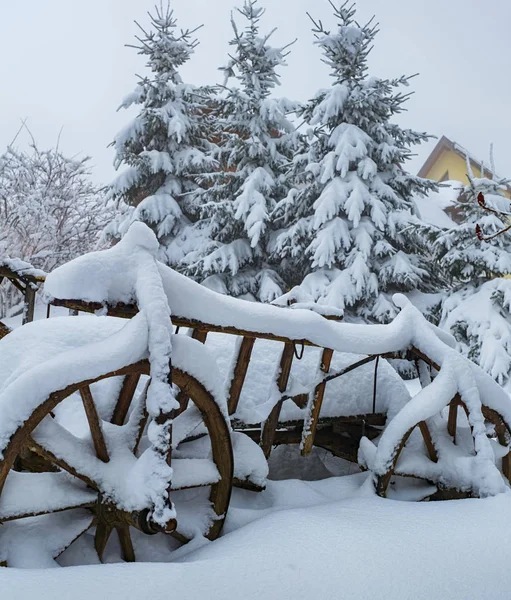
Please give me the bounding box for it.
[227,337,255,415]
[300,347,334,456]
[448,395,459,442]
[260,342,295,458]
[22,285,36,325]
[0,321,11,339]
[192,329,208,344]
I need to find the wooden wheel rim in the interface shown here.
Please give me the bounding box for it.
[376,403,511,498]
[0,359,234,563]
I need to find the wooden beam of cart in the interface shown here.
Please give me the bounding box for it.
[51,298,343,348]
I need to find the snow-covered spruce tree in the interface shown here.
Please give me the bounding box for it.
[272,2,439,323]
[436,168,511,388]
[186,0,297,301]
[105,3,218,267]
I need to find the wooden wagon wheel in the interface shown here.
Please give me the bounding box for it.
[375,396,511,499]
[0,360,233,567]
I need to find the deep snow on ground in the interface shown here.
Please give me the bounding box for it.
[2,475,511,600]
[2,282,511,597]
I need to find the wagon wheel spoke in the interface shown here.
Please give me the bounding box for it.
[169,529,190,544]
[54,517,96,561]
[111,374,141,426]
[0,501,96,523]
[127,380,150,455]
[0,359,232,566]
[116,525,136,562]
[133,410,149,456]
[80,385,110,463]
[94,520,113,562]
[27,436,99,491]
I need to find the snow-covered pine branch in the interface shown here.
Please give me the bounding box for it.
[185,0,299,302]
[272,1,439,323]
[105,2,218,268]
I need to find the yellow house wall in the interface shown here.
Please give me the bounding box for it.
[424,149,511,198]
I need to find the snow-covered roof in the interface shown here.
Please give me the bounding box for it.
[413,181,461,229]
[418,136,509,187]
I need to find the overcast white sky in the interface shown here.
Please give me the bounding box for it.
[1,0,510,183]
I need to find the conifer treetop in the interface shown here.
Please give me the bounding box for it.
[185,0,297,302]
[308,1,377,84]
[220,0,294,102]
[272,1,438,322]
[105,2,217,266]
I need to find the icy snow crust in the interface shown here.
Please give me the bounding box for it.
[3,486,511,594]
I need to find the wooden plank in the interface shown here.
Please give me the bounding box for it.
[227,337,255,415]
[300,348,334,456]
[80,385,110,463]
[0,266,45,284]
[0,500,96,523]
[260,342,295,458]
[50,298,342,350]
[281,355,379,406]
[8,277,25,294]
[111,373,141,425]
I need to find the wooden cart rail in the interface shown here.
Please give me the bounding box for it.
[0,264,46,328]
[50,298,342,348]
[2,270,422,468]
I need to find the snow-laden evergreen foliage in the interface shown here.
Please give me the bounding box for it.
[272,2,438,322]
[437,172,511,388]
[104,3,217,266]
[436,175,511,283]
[186,0,297,302]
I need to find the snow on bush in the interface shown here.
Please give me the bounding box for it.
[0,141,106,316]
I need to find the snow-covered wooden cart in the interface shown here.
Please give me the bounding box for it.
[1,223,511,567]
